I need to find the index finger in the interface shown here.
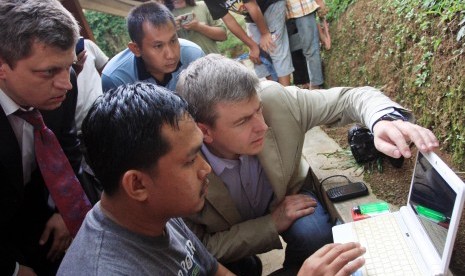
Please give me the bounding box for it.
[324,242,365,263]
[398,122,438,152]
[311,243,340,258]
[335,257,365,276]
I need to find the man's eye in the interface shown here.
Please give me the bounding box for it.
[186,156,197,165]
[237,117,251,126]
[40,69,57,77]
[154,44,162,49]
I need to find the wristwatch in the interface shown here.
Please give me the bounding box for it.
[373,112,410,127]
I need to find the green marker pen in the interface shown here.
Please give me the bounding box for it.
[358,202,390,215]
[416,205,446,222]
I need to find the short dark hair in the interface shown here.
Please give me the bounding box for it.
[81,82,189,196]
[0,0,79,67]
[163,0,175,11]
[127,2,176,46]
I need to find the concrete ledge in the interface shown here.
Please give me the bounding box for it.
[302,126,393,222]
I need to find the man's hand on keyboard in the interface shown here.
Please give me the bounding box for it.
[297,242,366,276]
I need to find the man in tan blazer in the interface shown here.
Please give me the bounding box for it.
[176,54,438,275]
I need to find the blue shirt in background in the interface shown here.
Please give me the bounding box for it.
[102,38,204,92]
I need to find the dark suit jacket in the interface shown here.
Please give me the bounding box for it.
[0,72,82,275]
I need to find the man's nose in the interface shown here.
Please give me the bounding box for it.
[253,113,268,132]
[54,69,73,91]
[164,46,176,59]
[199,155,212,176]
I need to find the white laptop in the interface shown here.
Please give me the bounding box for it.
[332,151,465,276]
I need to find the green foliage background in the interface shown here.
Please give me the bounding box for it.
[217,15,248,58]
[323,0,465,167]
[84,10,130,58]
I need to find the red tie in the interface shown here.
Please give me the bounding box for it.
[16,109,91,236]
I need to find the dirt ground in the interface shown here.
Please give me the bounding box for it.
[322,125,465,275]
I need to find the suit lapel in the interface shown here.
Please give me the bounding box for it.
[0,106,23,186]
[258,128,287,201]
[206,173,243,224]
[201,150,243,224]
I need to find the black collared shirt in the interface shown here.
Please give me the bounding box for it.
[135,56,182,87]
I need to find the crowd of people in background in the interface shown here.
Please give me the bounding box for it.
[1,0,441,275]
[168,0,329,88]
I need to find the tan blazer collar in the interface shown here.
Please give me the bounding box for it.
[202,151,243,224]
[258,129,287,201]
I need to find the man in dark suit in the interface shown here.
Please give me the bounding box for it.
[0,0,85,275]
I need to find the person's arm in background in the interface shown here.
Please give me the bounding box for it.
[314,0,329,18]
[84,39,109,74]
[202,0,266,63]
[181,15,227,41]
[221,13,262,64]
[243,0,275,53]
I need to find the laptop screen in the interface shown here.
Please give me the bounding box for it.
[409,152,456,257]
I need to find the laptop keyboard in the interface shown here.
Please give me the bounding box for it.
[353,214,422,275]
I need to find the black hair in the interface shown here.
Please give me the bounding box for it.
[81,82,188,196]
[127,1,176,46]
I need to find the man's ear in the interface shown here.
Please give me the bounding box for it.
[197,122,213,144]
[120,170,150,202]
[128,42,141,57]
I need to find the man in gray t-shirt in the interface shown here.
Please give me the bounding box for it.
[59,204,216,275]
[57,82,221,276]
